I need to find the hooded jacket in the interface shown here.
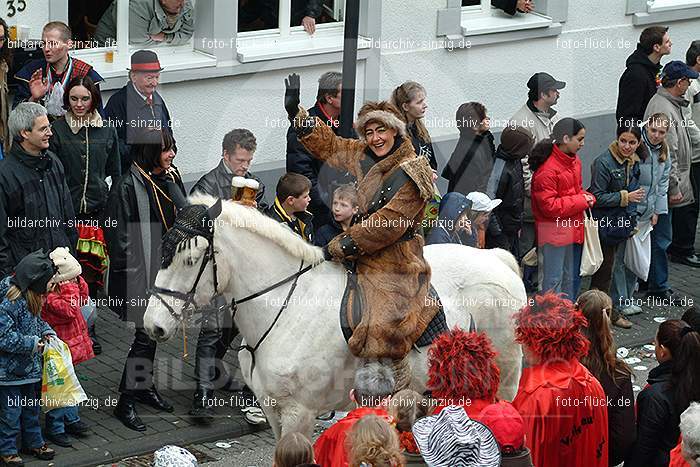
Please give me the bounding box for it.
[531,145,591,246]
[42,276,95,365]
[637,131,671,222]
[644,87,694,207]
[616,45,662,126]
[512,359,609,467]
[425,192,477,247]
[0,144,78,277]
[625,361,680,467]
[0,276,56,385]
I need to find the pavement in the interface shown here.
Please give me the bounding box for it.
[21,233,700,467]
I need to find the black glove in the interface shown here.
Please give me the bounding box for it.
[284,73,301,121]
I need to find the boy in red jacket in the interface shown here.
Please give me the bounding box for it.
[42,247,94,447]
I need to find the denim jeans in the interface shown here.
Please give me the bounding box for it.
[0,383,44,455]
[45,405,80,436]
[648,212,672,294]
[610,241,638,311]
[539,243,583,301]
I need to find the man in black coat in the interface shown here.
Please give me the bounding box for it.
[190,128,267,209]
[188,128,267,423]
[0,103,77,277]
[616,26,672,127]
[104,50,172,174]
[286,71,354,233]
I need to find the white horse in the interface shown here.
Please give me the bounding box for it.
[143,194,526,440]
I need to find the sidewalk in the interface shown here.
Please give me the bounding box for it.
[24,232,700,466]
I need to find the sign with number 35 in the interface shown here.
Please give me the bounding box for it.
[7,0,27,18]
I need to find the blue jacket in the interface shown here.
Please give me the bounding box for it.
[637,135,671,222]
[0,277,55,385]
[425,192,477,246]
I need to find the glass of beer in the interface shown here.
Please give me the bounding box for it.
[231,177,260,207]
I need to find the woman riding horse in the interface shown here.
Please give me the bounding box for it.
[284,74,437,363]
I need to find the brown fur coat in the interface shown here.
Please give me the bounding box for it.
[298,110,437,359]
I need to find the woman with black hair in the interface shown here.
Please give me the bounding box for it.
[529,117,596,300]
[0,17,12,157]
[104,130,185,432]
[625,319,700,466]
[49,77,120,351]
[588,122,645,329]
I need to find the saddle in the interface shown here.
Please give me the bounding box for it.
[339,268,449,350]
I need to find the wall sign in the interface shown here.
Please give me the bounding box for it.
[6,0,27,18]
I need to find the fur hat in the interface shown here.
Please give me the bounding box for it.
[49,247,82,284]
[355,101,407,143]
[514,292,590,362]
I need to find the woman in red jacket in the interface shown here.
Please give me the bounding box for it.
[530,118,595,300]
[42,248,94,448]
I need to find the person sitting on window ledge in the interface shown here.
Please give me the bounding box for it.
[95,0,195,47]
[462,0,535,15]
[13,22,104,120]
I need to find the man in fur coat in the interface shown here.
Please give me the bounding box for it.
[284,74,438,361]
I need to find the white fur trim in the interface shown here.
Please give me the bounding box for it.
[231,176,260,190]
[356,110,407,142]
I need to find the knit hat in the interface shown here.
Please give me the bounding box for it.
[478,401,526,453]
[11,250,56,293]
[355,101,407,143]
[412,405,501,466]
[500,126,534,159]
[49,247,82,283]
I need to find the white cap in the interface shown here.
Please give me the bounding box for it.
[466,192,501,212]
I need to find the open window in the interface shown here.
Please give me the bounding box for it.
[460,0,552,36]
[626,0,700,24]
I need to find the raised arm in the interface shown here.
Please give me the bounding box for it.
[284,74,364,173]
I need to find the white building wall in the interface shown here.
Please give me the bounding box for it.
[3,1,700,181]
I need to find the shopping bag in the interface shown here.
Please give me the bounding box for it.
[580,209,604,276]
[624,220,653,281]
[41,338,88,411]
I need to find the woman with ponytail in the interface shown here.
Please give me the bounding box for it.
[577,290,636,465]
[626,319,700,466]
[391,81,437,171]
[529,118,595,300]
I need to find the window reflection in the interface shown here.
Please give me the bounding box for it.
[94,0,196,47]
[69,0,115,49]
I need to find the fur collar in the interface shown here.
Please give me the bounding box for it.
[66,111,103,135]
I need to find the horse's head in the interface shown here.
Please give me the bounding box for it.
[144,200,226,342]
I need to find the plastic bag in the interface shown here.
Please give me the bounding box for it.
[580,209,604,276]
[624,220,653,281]
[41,338,88,411]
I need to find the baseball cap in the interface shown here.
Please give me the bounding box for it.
[479,401,526,453]
[527,72,566,93]
[662,60,700,80]
[466,192,501,212]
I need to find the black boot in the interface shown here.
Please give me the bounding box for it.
[189,387,215,424]
[89,324,102,355]
[132,387,174,413]
[114,395,146,431]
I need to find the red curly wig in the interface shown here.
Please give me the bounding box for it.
[514,292,590,363]
[427,327,500,403]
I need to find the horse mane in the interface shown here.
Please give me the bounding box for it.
[188,193,325,265]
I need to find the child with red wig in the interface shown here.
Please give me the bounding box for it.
[426,327,501,419]
[512,292,608,467]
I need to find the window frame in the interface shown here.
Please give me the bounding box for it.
[437,0,566,46]
[626,0,700,24]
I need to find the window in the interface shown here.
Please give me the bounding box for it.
[236,0,371,63]
[66,0,216,79]
[647,0,700,12]
[626,0,700,24]
[437,0,565,45]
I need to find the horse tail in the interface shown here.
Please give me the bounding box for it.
[491,248,521,278]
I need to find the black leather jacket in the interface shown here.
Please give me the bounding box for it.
[190,160,267,210]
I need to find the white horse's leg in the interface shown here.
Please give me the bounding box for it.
[280,402,317,440]
[262,403,283,440]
